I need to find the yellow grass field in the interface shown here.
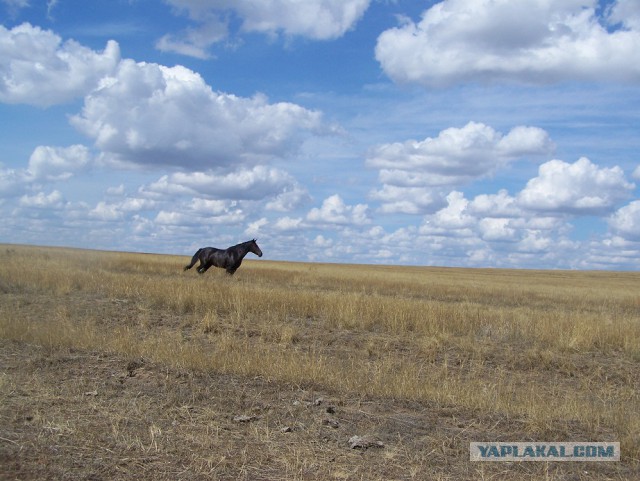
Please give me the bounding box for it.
[1,244,639,480]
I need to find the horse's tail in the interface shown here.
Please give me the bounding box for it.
[184,248,202,271]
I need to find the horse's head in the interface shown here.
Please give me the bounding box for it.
[249,239,263,257]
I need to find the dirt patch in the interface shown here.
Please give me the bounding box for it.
[1,339,634,480]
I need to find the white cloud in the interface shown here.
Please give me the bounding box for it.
[582,236,640,270]
[468,189,521,218]
[518,157,635,214]
[90,201,123,221]
[106,184,126,196]
[155,201,245,226]
[607,0,640,30]
[273,216,303,231]
[27,145,92,180]
[156,17,228,60]
[420,191,475,236]
[306,194,370,226]
[0,23,120,106]
[409,186,592,267]
[188,198,233,215]
[265,184,311,211]
[367,122,553,214]
[245,217,268,237]
[477,217,517,242]
[370,184,445,214]
[608,200,640,241]
[19,190,65,209]
[143,166,298,201]
[375,0,640,87]
[0,168,27,197]
[159,0,371,57]
[313,234,333,248]
[118,197,157,212]
[517,231,553,254]
[234,0,370,39]
[70,60,324,169]
[368,122,552,177]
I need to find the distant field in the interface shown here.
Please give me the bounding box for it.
[1,244,638,480]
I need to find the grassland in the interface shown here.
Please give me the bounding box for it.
[1,243,638,480]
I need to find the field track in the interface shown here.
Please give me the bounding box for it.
[1,244,639,480]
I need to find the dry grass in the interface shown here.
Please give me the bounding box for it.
[1,243,639,480]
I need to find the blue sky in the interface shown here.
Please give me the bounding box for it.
[1,0,640,269]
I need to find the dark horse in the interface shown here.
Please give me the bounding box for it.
[184,239,263,275]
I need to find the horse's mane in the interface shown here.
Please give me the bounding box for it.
[230,239,257,249]
[237,239,256,246]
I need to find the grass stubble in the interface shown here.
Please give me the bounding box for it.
[0,244,638,480]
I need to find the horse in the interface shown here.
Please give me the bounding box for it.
[184,239,263,275]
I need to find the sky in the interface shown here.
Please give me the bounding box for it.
[1,0,640,270]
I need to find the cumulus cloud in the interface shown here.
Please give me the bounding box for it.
[0,168,28,197]
[158,0,371,57]
[420,191,475,236]
[388,154,638,267]
[155,201,245,226]
[19,190,65,209]
[0,143,94,202]
[370,185,445,215]
[143,166,298,201]
[88,196,157,222]
[138,196,246,230]
[608,200,640,241]
[90,201,123,221]
[70,60,324,169]
[367,122,553,214]
[607,0,640,30]
[265,184,311,212]
[468,189,521,218]
[411,189,582,267]
[156,17,229,60]
[27,145,92,180]
[273,216,304,231]
[245,217,268,237]
[477,217,517,242]
[306,194,370,226]
[518,157,635,214]
[368,122,552,178]
[375,0,640,87]
[0,23,120,106]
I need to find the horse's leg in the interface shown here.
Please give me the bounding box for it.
[226,260,241,275]
[198,262,211,274]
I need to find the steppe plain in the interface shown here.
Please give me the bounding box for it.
[1,244,638,480]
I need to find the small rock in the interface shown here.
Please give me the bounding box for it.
[126,359,144,376]
[280,426,293,433]
[313,397,324,406]
[348,435,384,449]
[322,419,339,429]
[83,390,98,396]
[233,415,259,423]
